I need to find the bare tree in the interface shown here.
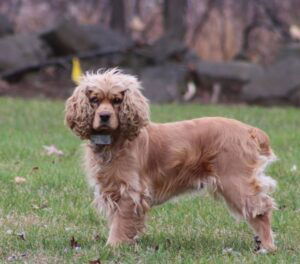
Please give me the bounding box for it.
[110,0,126,33]
[163,0,188,39]
[190,0,216,45]
[234,0,293,61]
[258,0,292,43]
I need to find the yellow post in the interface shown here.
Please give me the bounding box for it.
[71,57,83,85]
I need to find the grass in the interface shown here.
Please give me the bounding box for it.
[0,97,300,263]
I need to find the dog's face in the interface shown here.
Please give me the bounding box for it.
[65,69,150,141]
[86,88,125,133]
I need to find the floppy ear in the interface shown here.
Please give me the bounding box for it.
[119,85,150,141]
[65,86,94,139]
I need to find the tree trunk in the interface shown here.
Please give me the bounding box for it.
[110,0,126,33]
[163,0,188,40]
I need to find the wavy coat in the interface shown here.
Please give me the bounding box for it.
[65,69,277,252]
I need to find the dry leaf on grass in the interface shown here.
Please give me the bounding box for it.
[279,204,287,210]
[7,253,27,262]
[32,202,48,210]
[16,232,26,240]
[94,234,101,241]
[89,259,101,264]
[31,166,39,172]
[291,165,297,172]
[222,247,240,255]
[7,255,17,262]
[153,244,159,251]
[70,236,81,251]
[165,238,171,247]
[43,145,64,156]
[14,176,26,184]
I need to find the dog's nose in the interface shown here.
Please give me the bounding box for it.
[100,112,111,123]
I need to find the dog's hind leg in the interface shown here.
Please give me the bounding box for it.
[215,158,277,252]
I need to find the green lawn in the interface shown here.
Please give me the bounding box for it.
[0,97,300,263]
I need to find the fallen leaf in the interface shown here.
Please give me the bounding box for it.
[89,259,101,264]
[279,204,287,210]
[165,238,171,247]
[287,246,296,251]
[31,166,39,172]
[7,255,17,261]
[7,253,28,262]
[14,176,26,184]
[6,229,13,235]
[43,145,64,156]
[32,202,48,210]
[150,244,159,252]
[94,234,101,241]
[222,247,240,255]
[32,204,39,210]
[17,232,25,240]
[70,236,81,250]
[291,165,297,172]
[222,247,233,254]
[40,203,48,209]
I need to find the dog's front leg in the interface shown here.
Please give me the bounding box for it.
[106,197,147,247]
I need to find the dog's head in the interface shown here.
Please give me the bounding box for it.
[65,69,149,142]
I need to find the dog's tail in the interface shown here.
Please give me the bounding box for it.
[249,127,277,193]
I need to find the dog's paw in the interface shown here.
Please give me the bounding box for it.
[106,237,135,247]
[254,235,262,252]
[254,236,277,254]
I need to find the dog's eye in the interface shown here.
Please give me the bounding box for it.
[90,97,99,105]
[112,98,122,105]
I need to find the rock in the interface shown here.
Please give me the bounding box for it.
[0,33,51,71]
[0,80,10,95]
[41,19,133,56]
[242,57,300,104]
[3,66,73,99]
[288,85,300,106]
[140,64,188,103]
[276,43,300,61]
[0,15,14,37]
[137,35,188,64]
[194,60,264,84]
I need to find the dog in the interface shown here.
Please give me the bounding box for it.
[65,69,277,252]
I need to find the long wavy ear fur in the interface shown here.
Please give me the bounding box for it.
[119,79,150,141]
[65,85,94,139]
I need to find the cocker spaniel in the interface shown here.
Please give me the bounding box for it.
[65,69,277,252]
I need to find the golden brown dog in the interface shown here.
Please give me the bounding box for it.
[65,69,277,252]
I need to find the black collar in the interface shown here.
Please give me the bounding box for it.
[90,134,112,146]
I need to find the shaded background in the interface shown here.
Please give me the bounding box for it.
[1,0,300,105]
